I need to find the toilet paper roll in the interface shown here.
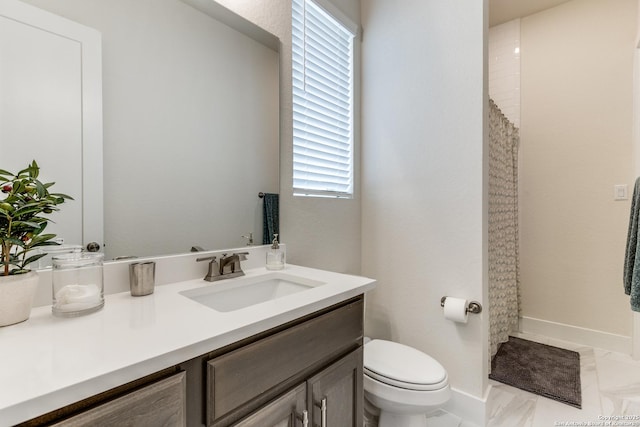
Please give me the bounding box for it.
[443,297,468,324]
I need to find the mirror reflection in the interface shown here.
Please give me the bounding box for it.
[5,0,280,261]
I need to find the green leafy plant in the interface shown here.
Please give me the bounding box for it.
[0,161,72,276]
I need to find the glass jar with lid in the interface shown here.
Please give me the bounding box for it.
[52,253,104,317]
[37,244,83,269]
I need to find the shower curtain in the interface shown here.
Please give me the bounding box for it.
[488,99,520,365]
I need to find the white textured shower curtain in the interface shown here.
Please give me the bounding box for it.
[488,99,520,365]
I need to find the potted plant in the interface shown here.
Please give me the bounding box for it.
[0,160,72,326]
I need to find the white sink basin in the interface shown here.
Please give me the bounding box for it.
[179,272,325,312]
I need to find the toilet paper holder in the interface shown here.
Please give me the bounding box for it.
[440,296,483,314]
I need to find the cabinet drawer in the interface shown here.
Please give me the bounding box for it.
[207,298,363,426]
[52,372,186,427]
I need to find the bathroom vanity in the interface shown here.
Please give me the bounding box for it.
[0,262,374,427]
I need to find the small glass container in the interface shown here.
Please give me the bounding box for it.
[52,253,104,317]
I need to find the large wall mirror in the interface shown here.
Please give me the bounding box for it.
[1,0,280,261]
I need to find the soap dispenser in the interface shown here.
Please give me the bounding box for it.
[266,234,285,270]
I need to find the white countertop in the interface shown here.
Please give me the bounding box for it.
[0,264,375,426]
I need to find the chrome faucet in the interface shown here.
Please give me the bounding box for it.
[241,232,254,246]
[197,252,249,282]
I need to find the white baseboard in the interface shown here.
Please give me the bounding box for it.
[519,316,631,354]
[634,313,640,360]
[443,387,486,426]
[631,311,640,360]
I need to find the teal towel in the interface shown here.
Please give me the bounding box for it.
[262,193,279,245]
[624,177,640,311]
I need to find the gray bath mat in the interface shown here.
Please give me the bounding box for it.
[489,336,581,408]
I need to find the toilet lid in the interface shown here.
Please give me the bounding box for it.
[364,339,448,391]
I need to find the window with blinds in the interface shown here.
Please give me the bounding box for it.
[292,0,355,198]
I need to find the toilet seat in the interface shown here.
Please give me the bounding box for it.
[364,339,448,391]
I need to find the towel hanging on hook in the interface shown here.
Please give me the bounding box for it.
[260,193,279,244]
[624,177,640,311]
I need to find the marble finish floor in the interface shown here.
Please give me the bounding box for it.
[487,332,640,426]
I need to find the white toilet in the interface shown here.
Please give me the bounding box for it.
[363,339,451,427]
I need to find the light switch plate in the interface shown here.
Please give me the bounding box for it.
[615,184,628,201]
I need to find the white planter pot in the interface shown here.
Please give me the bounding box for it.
[0,271,39,327]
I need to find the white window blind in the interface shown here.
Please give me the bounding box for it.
[292,0,355,197]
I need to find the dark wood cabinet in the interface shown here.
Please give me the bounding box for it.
[307,348,363,427]
[206,297,363,426]
[229,348,363,427]
[51,372,186,427]
[232,383,307,427]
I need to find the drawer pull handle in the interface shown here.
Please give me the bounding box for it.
[297,409,308,427]
[321,398,327,427]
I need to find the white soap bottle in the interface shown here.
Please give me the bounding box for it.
[266,234,285,270]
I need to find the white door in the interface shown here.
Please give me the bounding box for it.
[0,0,103,254]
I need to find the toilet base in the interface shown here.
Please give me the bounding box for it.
[364,379,451,427]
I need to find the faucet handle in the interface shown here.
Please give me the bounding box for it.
[231,252,248,276]
[196,256,220,282]
[234,252,249,261]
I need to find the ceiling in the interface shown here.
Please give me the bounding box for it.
[489,0,573,27]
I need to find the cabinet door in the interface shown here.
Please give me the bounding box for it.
[233,383,307,427]
[51,372,186,427]
[308,348,363,427]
